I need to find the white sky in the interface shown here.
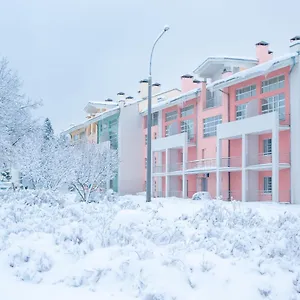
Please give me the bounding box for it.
[0,0,299,132]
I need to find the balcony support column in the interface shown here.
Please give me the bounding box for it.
[165,149,169,197]
[272,113,279,203]
[242,134,248,202]
[182,135,187,198]
[216,138,222,199]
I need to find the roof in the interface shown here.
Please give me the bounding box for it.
[62,107,120,135]
[193,56,258,78]
[207,52,299,91]
[84,101,119,114]
[141,87,201,115]
[138,88,181,102]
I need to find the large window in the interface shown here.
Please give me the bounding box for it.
[261,75,285,93]
[180,119,194,141]
[263,177,272,194]
[180,105,194,117]
[236,85,256,101]
[205,90,221,109]
[203,115,222,137]
[165,110,178,122]
[236,103,247,120]
[263,139,272,155]
[261,93,285,120]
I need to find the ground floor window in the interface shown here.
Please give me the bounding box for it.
[263,176,272,194]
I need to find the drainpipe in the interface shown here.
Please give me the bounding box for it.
[220,88,231,200]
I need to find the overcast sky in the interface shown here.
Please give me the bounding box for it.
[0,0,299,132]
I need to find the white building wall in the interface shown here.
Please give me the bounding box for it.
[118,103,144,195]
[290,57,300,204]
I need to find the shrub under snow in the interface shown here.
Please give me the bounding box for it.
[1,191,300,299]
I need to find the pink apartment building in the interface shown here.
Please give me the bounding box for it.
[142,36,300,203]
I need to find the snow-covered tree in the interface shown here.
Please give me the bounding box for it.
[43,118,54,141]
[0,57,40,172]
[68,142,118,202]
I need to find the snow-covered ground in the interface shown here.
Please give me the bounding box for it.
[1,191,300,300]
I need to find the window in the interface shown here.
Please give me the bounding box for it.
[154,132,157,139]
[165,110,177,122]
[152,112,158,126]
[205,90,221,108]
[145,135,147,145]
[263,139,272,155]
[180,119,194,141]
[203,115,222,137]
[261,93,285,120]
[263,177,272,194]
[236,103,247,120]
[261,75,284,93]
[80,132,85,139]
[165,125,171,137]
[236,85,256,101]
[180,105,194,117]
[74,134,79,141]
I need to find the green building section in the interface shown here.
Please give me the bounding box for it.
[97,112,120,193]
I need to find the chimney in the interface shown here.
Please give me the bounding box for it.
[290,36,300,52]
[256,41,270,64]
[152,82,161,95]
[125,96,134,103]
[117,92,125,106]
[181,74,194,92]
[268,50,274,60]
[105,98,113,102]
[138,79,148,99]
[193,78,201,88]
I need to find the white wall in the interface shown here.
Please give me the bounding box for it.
[118,103,144,195]
[290,57,300,204]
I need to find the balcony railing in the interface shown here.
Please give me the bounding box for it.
[220,156,242,168]
[153,165,166,173]
[186,158,216,170]
[247,152,290,166]
[168,162,183,172]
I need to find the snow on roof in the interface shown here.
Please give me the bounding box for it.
[62,107,120,135]
[138,88,181,102]
[88,101,119,107]
[207,52,299,90]
[141,87,201,115]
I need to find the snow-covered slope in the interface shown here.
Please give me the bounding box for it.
[1,191,300,300]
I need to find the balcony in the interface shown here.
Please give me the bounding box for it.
[220,156,242,170]
[153,165,166,174]
[168,162,183,173]
[247,152,290,170]
[186,158,217,173]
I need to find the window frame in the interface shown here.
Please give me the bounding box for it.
[236,103,248,120]
[235,84,256,101]
[261,93,285,120]
[203,115,222,138]
[180,105,194,117]
[165,110,178,122]
[263,176,272,194]
[261,75,285,94]
[180,119,194,141]
[263,138,272,156]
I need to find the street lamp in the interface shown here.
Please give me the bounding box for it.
[146,25,170,202]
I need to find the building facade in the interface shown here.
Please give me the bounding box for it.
[142,36,300,204]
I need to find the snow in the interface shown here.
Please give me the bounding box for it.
[207,52,299,90]
[1,192,300,299]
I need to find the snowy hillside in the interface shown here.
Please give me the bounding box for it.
[1,191,300,300]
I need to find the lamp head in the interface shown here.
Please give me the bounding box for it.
[164,25,170,32]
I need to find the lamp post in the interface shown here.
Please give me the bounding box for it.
[146,25,170,202]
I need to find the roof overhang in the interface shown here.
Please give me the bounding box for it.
[193,56,258,78]
[140,88,201,116]
[207,52,299,91]
[84,101,119,114]
[62,107,120,135]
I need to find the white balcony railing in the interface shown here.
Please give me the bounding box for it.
[247,152,290,166]
[186,158,216,170]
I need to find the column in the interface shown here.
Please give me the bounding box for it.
[165,149,169,197]
[182,143,187,198]
[272,113,279,203]
[242,134,248,202]
[216,138,222,199]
